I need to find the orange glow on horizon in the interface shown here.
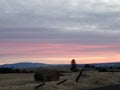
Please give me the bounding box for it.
[0,55,120,65]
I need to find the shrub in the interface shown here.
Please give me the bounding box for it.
[83,64,95,69]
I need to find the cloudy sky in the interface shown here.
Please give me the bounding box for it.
[0,0,120,64]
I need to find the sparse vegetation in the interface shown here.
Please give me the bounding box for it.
[0,67,34,73]
[83,64,95,69]
[0,67,120,90]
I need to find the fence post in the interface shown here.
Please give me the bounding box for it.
[57,79,67,85]
[75,69,84,82]
[34,82,46,89]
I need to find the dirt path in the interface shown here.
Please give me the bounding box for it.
[90,84,120,90]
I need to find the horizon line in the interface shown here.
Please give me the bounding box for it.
[0,61,120,65]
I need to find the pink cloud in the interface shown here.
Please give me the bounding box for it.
[0,42,120,64]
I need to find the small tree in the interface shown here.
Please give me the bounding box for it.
[70,59,78,72]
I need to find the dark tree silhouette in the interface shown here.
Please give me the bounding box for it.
[70,59,78,72]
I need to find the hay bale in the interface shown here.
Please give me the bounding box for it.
[34,68,60,82]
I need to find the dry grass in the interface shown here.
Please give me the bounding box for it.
[0,71,120,90]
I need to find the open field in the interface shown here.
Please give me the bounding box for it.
[0,71,120,90]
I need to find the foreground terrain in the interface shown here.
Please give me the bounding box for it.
[0,71,120,90]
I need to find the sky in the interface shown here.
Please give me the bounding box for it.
[0,0,120,64]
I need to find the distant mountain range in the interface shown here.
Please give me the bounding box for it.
[0,62,120,68]
[0,62,49,68]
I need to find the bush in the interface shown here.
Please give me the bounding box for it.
[0,67,14,73]
[83,64,95,69]
[98,68,108,72]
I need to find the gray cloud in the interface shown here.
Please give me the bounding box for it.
[0,28,119,44]
[0,0,120,44]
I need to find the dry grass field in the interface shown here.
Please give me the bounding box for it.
[0,71,120,90]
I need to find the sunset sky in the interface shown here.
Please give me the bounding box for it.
[0,0,120,64]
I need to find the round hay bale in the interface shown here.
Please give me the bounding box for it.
[34,68,60,82]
